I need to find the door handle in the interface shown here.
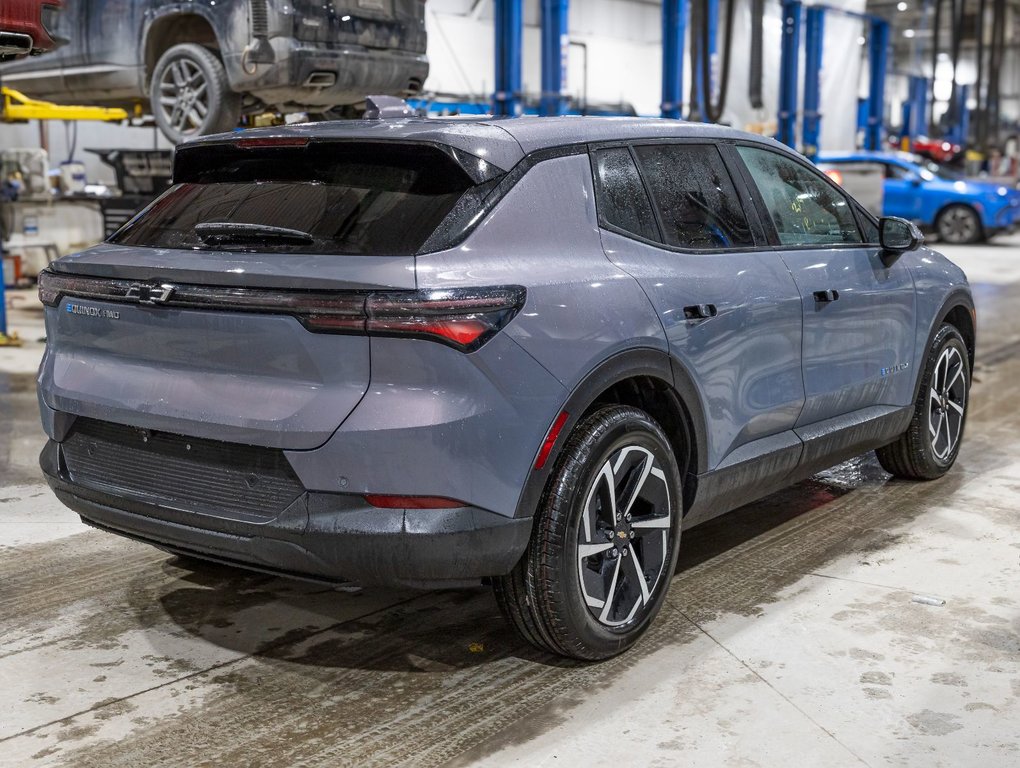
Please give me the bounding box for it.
[813,289,840,303]
[683,304,718,320]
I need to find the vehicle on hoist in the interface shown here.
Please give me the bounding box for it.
[819,151,1020,244]
[0,0,428,142]
[37,118,975,660]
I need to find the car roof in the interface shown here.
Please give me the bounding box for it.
[184,116,784,172]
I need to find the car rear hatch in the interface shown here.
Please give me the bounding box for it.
[39,137,501,450]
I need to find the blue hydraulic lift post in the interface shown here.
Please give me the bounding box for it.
[0,228,6,337]
[801,6,825,159]
[661,0,687,119]
[540,0,569,116]
[493,0,523,116]
[692,0,719,120]
[777,0,802,148]
[865,17,889,150]
[907,75,929,140]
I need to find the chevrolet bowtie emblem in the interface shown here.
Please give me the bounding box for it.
[125,283,176,305]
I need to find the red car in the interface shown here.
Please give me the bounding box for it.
[888,135,962,164]
[0,0,62,60]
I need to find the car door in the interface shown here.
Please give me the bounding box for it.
[733,145,916,428]
[881,161,924,221]
[591,142,805,474]
[73,0,143,101]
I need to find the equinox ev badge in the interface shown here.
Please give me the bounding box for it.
[125,283,176,305]
[67,304,120,319]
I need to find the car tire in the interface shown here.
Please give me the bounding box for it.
[150,44,241,143]
[493,405,683,660]
[876,324,970,480]
[936,204,983,244]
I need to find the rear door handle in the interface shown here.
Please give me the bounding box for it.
[813,289,840,303]
[683,304,718,320]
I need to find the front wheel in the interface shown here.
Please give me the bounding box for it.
[936,205,983,244]
[876,324,970,479]
[494,405,683,660]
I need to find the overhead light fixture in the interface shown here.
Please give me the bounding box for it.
[897,1,908,10]
[858,35,866,45]
[903,28,915,38]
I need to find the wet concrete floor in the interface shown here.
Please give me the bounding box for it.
[1,239,1018,766]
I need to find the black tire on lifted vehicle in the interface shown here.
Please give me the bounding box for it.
[877,323,970,480]
[150,43,241,143]
[494,405,683,660]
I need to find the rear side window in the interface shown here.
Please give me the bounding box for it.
[633,144,754,249]
[737,146,862,246]
[110,143,483,256]
[592,148,659,242]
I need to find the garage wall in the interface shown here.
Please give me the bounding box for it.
[425,0,867,149]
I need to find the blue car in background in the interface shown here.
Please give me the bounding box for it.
[818,151,1020,244]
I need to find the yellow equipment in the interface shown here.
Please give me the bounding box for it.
[1,86,127,123]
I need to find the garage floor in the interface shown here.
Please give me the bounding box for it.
[2,237,1019,767]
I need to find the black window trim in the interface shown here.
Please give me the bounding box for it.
[587,138,772,256]
[728,140,878,252]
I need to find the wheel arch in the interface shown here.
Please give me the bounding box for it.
[143,12,221,87]
[512,349,707,519]
[912,289,976,404]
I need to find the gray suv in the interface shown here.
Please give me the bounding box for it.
[36,118,975,660]
[0,0,428,142]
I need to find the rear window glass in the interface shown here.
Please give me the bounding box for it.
[110,143,481,256]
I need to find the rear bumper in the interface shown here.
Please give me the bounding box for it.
[225,40,429,108]
[41,440,531,589]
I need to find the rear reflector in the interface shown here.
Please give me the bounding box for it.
[364,494,466,509]
[534,411,570,470]
[38,271,525,353]
[234,137,310,149]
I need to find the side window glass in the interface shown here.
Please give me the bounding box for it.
[737,146,863,246]
[634,144,754,249]
[885,163,911,180]
[592,148,659,242]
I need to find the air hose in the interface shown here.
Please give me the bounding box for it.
[690,0,737,123]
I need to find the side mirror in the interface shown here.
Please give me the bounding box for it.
[908,175,923,187]
[879,216,923,266]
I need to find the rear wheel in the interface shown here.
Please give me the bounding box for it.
[936,204,983,244]
[877,324,969,479]
[151,43,241,143]
[494,406,682,660]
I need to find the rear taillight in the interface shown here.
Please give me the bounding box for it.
[367,286,526,352]
[38,271,525,353]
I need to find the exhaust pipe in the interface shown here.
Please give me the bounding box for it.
[0,32,33,55]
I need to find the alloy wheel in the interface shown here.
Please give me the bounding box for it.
[576,445,672,628]
[938,207,978,244]
[158,58,210,137]
[928,345,967,462]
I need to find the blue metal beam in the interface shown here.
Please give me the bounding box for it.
[661,0,687,119]
[493,0,523,117]
[540,0,569,116]
[0,229,6,337]
[865,18,889,151]
[777,0,802,148]
[801,6,825,159]
[692,0,719,121]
